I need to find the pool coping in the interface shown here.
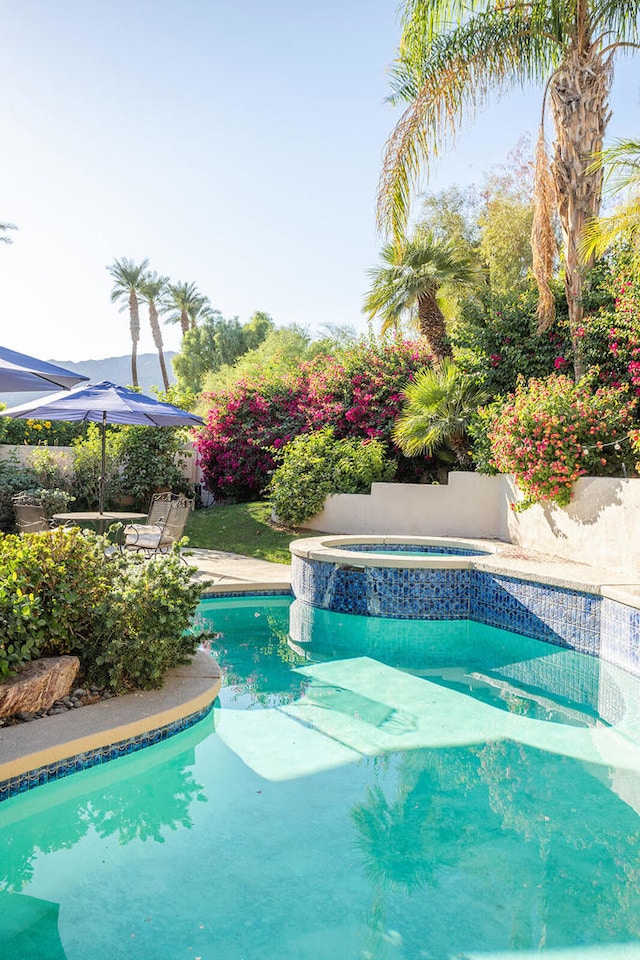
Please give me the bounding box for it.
[290,535,640,604]
[0,650,221,785]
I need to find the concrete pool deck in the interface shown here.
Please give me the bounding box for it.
[2,542,639,790]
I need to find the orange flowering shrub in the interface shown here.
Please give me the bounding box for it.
[489,375,637,510]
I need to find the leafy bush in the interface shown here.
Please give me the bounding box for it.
[269,427,396,526]
[117,426,195,510]
[34,488,75,517]
[487,375,637,510]
[82,549,203,691]
[0,528,111,678]
[580,254,640,395]
[0,416,87,446]
[0,528,203,690]
[27,446,74,492]
[454,286,573,394]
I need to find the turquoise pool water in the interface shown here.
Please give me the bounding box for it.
[3,594,640,959]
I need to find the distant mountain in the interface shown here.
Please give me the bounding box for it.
[0,352,177,407]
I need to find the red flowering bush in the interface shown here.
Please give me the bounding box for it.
[194,340,434,501]
[488,375,637,510]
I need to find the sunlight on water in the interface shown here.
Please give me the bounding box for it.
[2,594,640,960]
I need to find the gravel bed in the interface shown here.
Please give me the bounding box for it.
[0,686,115,726]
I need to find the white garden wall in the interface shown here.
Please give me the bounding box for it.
[304,473,640,580]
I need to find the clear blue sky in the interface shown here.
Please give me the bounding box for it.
[0,1,638,362]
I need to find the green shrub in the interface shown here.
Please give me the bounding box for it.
[0,416,87,446]
[85,550,203,691]
[0,529,204,690]
[0,528,111,677]
[27,446,74,493]
[117,426,194,510]
[269,427,396,526]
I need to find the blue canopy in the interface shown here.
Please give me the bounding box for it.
[0,346,88,392]
[1,380,204,427]
[2,381,204,513]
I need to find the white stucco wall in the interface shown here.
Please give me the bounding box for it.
[304,473,640,579]
[305,473,509,539]
[504,475,640,578]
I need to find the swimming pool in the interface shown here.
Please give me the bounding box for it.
[2,593,640,959]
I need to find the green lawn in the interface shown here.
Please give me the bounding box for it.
[184,500,317,564]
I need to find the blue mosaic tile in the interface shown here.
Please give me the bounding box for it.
[469,572,601,653]
[339,543,488,557]
[600,598,640,673]
[200,588,292,600]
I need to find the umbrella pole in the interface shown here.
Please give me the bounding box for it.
[99,411,106,515]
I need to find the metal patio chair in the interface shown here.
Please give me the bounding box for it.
[122,493,193,557]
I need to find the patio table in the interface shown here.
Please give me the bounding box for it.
[52,510,147,535]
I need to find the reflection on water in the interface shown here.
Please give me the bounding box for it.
[2,595,640,960]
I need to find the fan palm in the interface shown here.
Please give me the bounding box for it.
[107,257,149,387]
[378,0,640,378]
[392,359,485,469]
[139,271,171,391]
[363,230,479,362]
[165,281,210,337]
[581,139,640,258]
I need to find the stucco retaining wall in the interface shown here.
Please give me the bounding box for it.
[304,473,640,580]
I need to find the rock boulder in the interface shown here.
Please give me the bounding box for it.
[0,656,80,718]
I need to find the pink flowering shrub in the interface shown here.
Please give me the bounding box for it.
[489,375,637,511]
[195,340,433,501]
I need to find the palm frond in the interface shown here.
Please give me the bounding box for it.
[580,199,640,258]
[531,129,558,331]
[378,8,557,238]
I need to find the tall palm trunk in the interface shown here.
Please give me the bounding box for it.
[180,309,189,336]
[128,290,140,387]
[417,290,452,362]
[148,300,170,391]
[549,47,611,379]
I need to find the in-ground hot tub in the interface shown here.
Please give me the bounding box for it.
[290,535,499,619]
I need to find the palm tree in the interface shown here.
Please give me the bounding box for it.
[185,298,214,330]
[377,0,640,378]
[165,281,210,338]
[581,139,640,258]
[363,230,479,362]
[0,222,17,244]
[392,359,486,469]
[139,271,171,391]
[107,257,149,387]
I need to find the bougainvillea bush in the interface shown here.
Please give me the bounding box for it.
[195,339,434,502]
[580,250,640,396]
[454,287,573,395]
[488,375,637,511]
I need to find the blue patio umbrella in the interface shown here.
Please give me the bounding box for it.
[0,345,88,392]
[1,380,204,513]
